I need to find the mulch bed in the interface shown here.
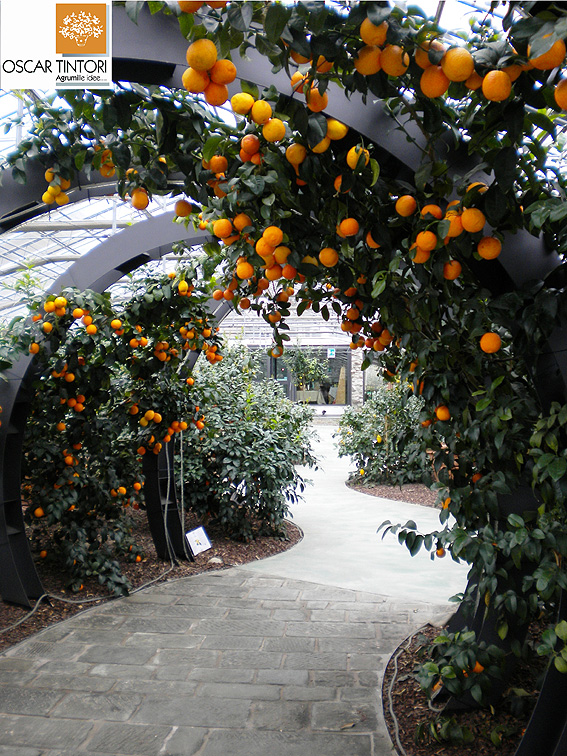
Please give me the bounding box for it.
[0,508,302,654]
[347,479,440,508]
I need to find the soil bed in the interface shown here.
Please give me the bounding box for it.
[383,623,547,756]
[0,509,301,653]
[347,479,439,507]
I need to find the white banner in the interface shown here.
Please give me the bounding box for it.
[0,0,113,90]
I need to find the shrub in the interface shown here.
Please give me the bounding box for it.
[180,344,316,541]
[336,379,429,486]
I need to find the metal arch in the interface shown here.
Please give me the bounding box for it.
[0,213,231,606]
[0,11,566,752]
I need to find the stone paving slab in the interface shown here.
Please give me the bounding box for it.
[0,567,450,755]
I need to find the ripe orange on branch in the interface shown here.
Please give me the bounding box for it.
[359,17,388,46]
[380,45,410,76]
[482,70,512,102]
[480,332,502,353]
[420,65,449,98]
[186,38,217,71]
[354,46,382,75]
[441,46,475,82]
[347,145,370,169]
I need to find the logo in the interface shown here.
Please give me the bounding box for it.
[56,4,107,55]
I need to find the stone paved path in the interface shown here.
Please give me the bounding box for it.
[0,569,449,755]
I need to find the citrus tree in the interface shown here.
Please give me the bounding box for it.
[2,269,223,594]
[3,0,567,707]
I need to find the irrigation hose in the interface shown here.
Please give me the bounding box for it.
[386,623,432,756]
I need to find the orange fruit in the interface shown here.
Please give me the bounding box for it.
[263,118,286,142]
[347,145,370,169]
[178,1,203,11]
[175,199,193,217]
[182,67,210,93]
[305,87,328,112]
[415,38,446,69]
[441,46,475,82]
[42,321,53,333]
[290,71,307,92]
[443,260,462,280]
[420,65,450,98]
[472,661,485,674]
[131,188,149,210]
[360,17,388,46]
[40,550,48,559]
[186,38,218,71]
[461,207,485,233]
[231,92,255,114]
[411,246,430,264]
[274,245,291,263]
[421,204,443,219]
[395,195,417,216]
[86,323,98,335]
[265,264,283,281]
[311,136,330,153]
[236,260,254,279]
[482,70,512,101]
[55,192,70,205]
[319,247,339,266]
[448,212,467,239]
[110,319,122,330]
[209,155,228,173]
[286,143,307,165]
[239,297,251,309]
[204,82,228,106]
[467,181,488,194]
[436,547,446,558]
[435,405,450,421]
[209,58,237,84]
[380,45,410,76]
[326,118,348,140]
[213,218,233,238]
[251,99,272,124]
[529,38,566,70]
[34,507,45,518]
[233,212,252,231]
[316,55,333,73]
[480,332,501,353]
[416,230,437,251]
[366,230,380,248]
[477,236,502,259]
[282,264,297,280]
[256,237,275,258]
[263,226,284,247]
[554,78,567,109]
[42,191,56,204]
[339,218,360,237]
[503,64,522,82]
[465,71,483,90]
[241,134,260,155]
[290,49,311,65]
[354,45,382,75]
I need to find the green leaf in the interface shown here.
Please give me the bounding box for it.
[369,158,380,186]
[264,3,291,43]
[202,135,224,161]
[508,513,525,528]
[555,620,567,642]
[555,656,567,673]
[475,397,492,412]
[240,80,260,100]
[497,621,508,640]
[548,457,567,482]
[227,2,253,32]
[125,1,145,24]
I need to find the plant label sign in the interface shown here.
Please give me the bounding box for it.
[185,526,212,557]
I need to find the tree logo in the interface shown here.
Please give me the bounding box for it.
[56,4,107,55]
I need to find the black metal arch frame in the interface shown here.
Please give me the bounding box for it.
[0,5,566,752]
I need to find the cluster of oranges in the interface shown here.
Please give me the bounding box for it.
[393,186,501,276]
[41,169,71,207]
[350,15,567,106]
[182,37,237,107]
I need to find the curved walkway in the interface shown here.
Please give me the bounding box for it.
[0,421,467,756]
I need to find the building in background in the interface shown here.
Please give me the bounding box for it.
[220,306,366,406]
